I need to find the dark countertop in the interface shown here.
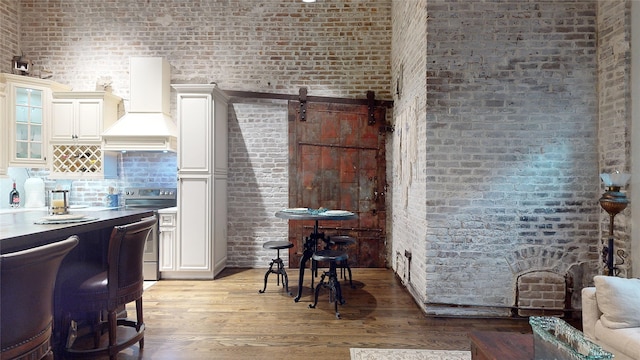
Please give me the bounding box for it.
[0,208,155,253]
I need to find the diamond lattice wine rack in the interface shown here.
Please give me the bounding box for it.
[52,145,104,174]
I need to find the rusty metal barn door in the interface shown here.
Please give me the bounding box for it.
[287,99,387,268]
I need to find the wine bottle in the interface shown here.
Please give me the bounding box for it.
[9,181,20,208]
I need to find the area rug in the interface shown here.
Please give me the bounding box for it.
[350,348,471,360]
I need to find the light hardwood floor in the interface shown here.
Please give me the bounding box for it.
[110,268,534,360]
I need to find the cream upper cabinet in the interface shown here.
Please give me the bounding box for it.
[175,91,211,173]
[174,85,228,175]
[164,84,228,280]
[0,74,71,167]
[48,91,122,179]
[51,91,122,143]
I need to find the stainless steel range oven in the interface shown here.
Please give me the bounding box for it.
[123,187,177,281]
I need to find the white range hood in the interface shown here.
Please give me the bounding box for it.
[102,57,177,152]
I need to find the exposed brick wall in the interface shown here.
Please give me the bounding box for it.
[517,271,565,317]
[596,0,632,277]
[419,0,599,316]
[0,0,20,74]
[226,100,290,267]
[8,0,392,268]
[389,0,428,303]
[16,0,392,99]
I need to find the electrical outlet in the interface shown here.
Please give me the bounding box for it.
[404,249,412,259]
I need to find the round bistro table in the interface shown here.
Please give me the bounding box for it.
[275,209,358,302]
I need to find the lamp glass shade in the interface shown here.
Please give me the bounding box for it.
[600,172,631,187]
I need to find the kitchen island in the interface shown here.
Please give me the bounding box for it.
[1,207,157,356]
[0,208,155,253]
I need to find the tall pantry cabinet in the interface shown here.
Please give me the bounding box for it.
[166,84,228,279]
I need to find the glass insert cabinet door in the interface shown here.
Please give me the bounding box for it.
[14,86,44,161]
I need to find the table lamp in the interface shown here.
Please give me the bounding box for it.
[599,171,630,276]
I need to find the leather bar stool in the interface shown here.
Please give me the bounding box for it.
[329,235,356,288]
[308,249,348,319]
[259,240,294,295]
[59,217,156,360]
[1,236,78,360]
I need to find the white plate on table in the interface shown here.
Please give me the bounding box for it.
[283,208,309,213]
[42,214,87,221]
[322,210,352,216]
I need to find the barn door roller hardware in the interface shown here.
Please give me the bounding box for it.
[379,124,395,134]
[299,87,308,121]
[367,91,376,125]
[221,88,393,123]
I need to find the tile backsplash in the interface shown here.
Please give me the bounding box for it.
[1,151,177,209]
